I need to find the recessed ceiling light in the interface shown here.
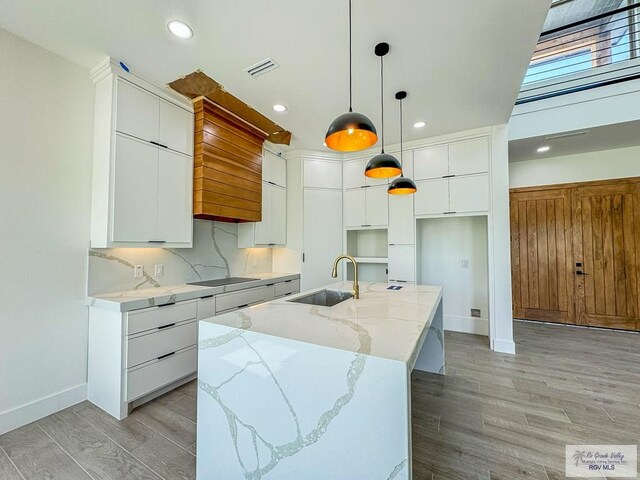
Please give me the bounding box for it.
[537,145,550,153]
[413,121,426,128]
[167,20,193,39]
[273,104,287,112]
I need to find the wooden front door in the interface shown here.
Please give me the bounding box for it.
[510,188,574,323]
[510,177,640,331]
[571,181,640,330]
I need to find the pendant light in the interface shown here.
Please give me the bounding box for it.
[364,43,402,179]
[388,91,417,195]
[325,0,378,152]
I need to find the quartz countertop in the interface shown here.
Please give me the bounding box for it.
[200,281,443,366]
[87,273,300,312]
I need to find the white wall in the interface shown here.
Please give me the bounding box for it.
[417,217,489,335]
[510,145,640,188]
[0,28,94,433]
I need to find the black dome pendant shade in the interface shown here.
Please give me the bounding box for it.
[325,0,377,152]
[389,91,417,195]
[365,42,402,179]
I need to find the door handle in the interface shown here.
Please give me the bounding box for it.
[576,271,590,276]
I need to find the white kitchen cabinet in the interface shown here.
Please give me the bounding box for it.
[343,157,389,189]
[389,193,415,244]
[91,59,194,248]
[238,182,286,247]
[112,135,159,242]
[263,149,286,187]
[414,145,448,180]
[388,245,416,282]
[414,178,449,215]
[449,174,489,213]
[344,189,366,227]
[157,149,194,243]
[449,137,489,176]
[365,185,389,226]
[304,158,342,189]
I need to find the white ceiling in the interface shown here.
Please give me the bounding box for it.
[0,0,550,150]
[509,120,640,162]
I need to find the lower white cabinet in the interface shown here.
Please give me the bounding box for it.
[88,277,300,419]
[388,245,416,282]
[238,182,286,247]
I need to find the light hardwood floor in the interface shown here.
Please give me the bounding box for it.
[1,321,638,480]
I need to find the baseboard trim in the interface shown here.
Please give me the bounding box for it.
[444,315,488,335]
[492,338,516,355]
[0,383,87,435]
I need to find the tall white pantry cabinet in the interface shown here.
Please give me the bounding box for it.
[90,58,194,248]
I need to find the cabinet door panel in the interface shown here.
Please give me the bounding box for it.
[449,138,489,176]
[254,182,272,244]
[365,185,389,226]
[388,245,415,282]
[344,189,366,227]
[389,193,415,244]
[113,135,158,242]
[449,174,489,213]
[414,145,448,180]
[304,159,342,189]
[343,159,366,189]
[272,185,286,245]
[116,80,159,143]
[414,179,449,215]
[159,100,193,156]
[270,152,287,188]
[157,149,193,243]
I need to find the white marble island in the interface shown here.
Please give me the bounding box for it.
[197,281,444,480]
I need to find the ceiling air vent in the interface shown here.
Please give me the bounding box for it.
[244,57,279,78]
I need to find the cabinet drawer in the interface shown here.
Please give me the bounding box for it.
[127,321,197,368]
[275,279,300,298]
[215,286,266,314]
[126,347,196,402]
[127,301,197,335]
[197,296,216,320]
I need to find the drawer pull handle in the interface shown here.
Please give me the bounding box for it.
[148,240,167,244]
[158,302,176,307]
[238,304,249,309]
[284,280,293,283]
[283,292,294,296]
[200,295,214,299]
[157,352,176,360]
[443,211,457,215]
[150,140,168,149]
[442,174,456,178]
[266,283,275,286]
[158,323,176,330]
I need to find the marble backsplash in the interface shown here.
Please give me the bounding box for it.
[88,220,273,295]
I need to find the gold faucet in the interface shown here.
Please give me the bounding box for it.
[331,254,359,299]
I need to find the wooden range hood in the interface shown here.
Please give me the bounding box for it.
[169,71,292,223]
[192,98,267,222]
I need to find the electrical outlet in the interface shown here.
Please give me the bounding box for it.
[471,308,481,318]
[154,264,164,277]
[134,265,144,278]
[461,259,470,268]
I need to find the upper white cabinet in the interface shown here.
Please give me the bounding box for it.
[263,149,286,188]
[448,138,489,176]
[304,158,342,189]
[343,157,388,189]
[344,185,388,228]
[388,154,415,245]
[90,59,194,248]
[115,79,193,156]
[414,138,488,181]
[238,148,287,247]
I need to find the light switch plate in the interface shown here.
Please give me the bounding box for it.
[471,308,481,318]
[462,259,470,268]
[154,264,164,277]
[134,265,144,278]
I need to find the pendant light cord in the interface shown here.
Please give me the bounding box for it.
[399,97,403,169]
[348,0,353,112]
[380,54,385,153]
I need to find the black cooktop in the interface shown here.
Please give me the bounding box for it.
[187,277,258,287]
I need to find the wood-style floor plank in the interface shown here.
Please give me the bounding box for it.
[0,447,23,480]
[132,436,196,480]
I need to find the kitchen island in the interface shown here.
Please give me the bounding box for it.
[197,281,444,480]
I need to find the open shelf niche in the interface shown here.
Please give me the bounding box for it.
[345,228,388,282]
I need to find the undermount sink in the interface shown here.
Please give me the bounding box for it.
[287,289,353,307]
